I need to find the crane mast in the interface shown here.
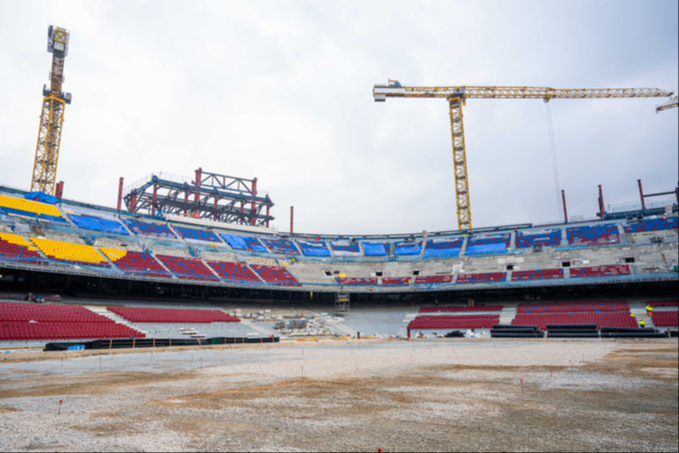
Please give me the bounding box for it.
[374,82,674,231]
[30,25,72,195]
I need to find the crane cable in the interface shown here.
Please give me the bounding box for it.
[546,102,563,221]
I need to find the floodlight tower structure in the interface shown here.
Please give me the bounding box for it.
[30,25,72,195]
[373,82,674,231]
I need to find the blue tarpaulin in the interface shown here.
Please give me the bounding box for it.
[24,192,59,204]
[363,242,388,256]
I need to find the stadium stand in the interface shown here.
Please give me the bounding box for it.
[69,215,129,235]
[124,218,177,238]
[107,306,238,323]
[382,277,411,286]
[518,301,630,314]
[220,234,268,253]
[0,302,144,340]
[414,275,453,285]
[363,242,391,257]
[570,265,631,278]
[156,255,219,281]
[329,240,361,256]
[457,272,506,284]
[0,194,66,222]
[624,216,678,233]
[512,269,564,281]
[297,240,332,257]
[465,234,510,256]
[251,264,301,286]
[409,315,500,330]
[516,229,562,249]
[0,232,44,263]
[31,238,110,267]
[420,305,503,313]
[512,313,638,330]
[261,238,300,255]
[173,225,221,243]
[100,248,170,277]
[648,300,679,307]
[423,238,463,258]
[652,312,679,327]
[394,241,423,256]
[567,224,620,246]
[207,261,261,283]
[337,277,378,286]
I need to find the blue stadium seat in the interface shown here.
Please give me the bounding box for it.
[424,238,463,258]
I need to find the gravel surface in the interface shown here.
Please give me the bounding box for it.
[0,339,677,452]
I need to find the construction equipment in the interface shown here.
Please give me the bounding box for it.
[657,96,678,113]
[373,82,674,231]
[30,25,72,195]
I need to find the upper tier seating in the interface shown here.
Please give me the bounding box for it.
[567,224,619,246]
[261,238,300,255]
[100,248,170,277]
[69,215,129,235]
[457,272,506,284]
[297,240,331,257]
[512,269,564,281]
[570,265,630,279]
[0,194,66,222]
[329,240,361,256]
[648,300,679,307]
[394,241,422,256]
[652,311,679,327]
[516,229,562,249]
[0,302,144,340]
[156,255,219,281]
[337,277,378,286]
[220,234,268,253]
[251,264,301,286]
[363,242,391,257]
[31,238,110,267]
[512,313,638,330]
[173,225,221,243]
[207,261,261,283]
[624,217,678,233]
[424,238,463,258]
[0,233,44,263]
[465,235,510,256]
[124,219,177,238]
[409,315,500,330]
[414,275,454,285]
[518,301,630,314]
[382,277,412,286]
[107,306,239,323]
[420,305,503,313]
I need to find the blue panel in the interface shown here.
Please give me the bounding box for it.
[394,241,422,256]
[298,240,331,257]
[70,215,129,235]
[363,242,388,256]
[465,243,508,256]
[222,234,247,250]
[424,248,461,258]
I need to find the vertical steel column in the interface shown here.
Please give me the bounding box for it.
[250,177,258,226]
[638,179,646,211]
[151,184,158,217]
[561,189,569,224]
[266,205,270,228]
[448,97,472,231]
[194,167,202,217]
[598,184,605,219]
[55,181,64,199]
[290,206,294,234]
[117,177,124,211]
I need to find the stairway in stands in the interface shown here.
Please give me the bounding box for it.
[85,306,149,336]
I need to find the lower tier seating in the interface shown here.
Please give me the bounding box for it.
[512,313,637,330]
[570,265,630,278]
[156,255,219,281]
[409,315,500,330]
[457,272,506,284]
[0,302,110,323]
[382,277,411,286]
[420,305,504,313]
[207,261,261,283]
[0,321,144,340]
[251,265,301,286]
[652,312,679,327]
[31,238,110,267]
[415,275,453,285]
[100,248,170,277]
[648,300,678,307]
[336,277,378,286]
[518,300,630,313]
[512,269,564,281]
[0,233,45,263]
[107,306,239,323]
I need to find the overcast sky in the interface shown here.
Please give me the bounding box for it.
[0,0,677,235]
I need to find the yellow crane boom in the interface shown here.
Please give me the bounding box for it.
[373,82,674,231]
[30,25,72,195]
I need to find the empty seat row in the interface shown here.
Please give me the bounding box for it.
[516,229,562,249]
[0,321,144,340]
[457,272,506,284]
[567,224,620,246]
[0,194,66,222]
[0,233,45,263]
[409,315,500,330]
[251,264,301,286]
[512,312,637,330]
[107,306,239,323]
[173,225,221,243]
[207,261,261,283]
[420,305,504,313]
[624,217,678,234]
[652,311,679,327]
[518,300,630,313]
[156,255,219,281]
[124,219,177,238]
[100,248,170,277]
[31,238,110,267]
[512,269,564,281]
[0,302,111,323]
[570,265,631,278]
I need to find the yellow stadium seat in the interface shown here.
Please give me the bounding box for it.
[99,247,127,262]
[0,233,40,252]
[31,238,108,265]
[0,195,65,220]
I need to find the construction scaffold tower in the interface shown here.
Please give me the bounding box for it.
[123,168,275,227]
[374,82,674,231]
[30,25,72,195]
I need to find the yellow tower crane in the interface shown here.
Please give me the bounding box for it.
[373,82,674,231]
[30,25,72,195]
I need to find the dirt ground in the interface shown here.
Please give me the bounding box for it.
[0,339,677,452]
